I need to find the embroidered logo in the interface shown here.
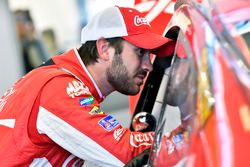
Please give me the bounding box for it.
[130,133,153,147]
[66,80,90,98]
[98,115,119,131]
[172,133,184,149]
[0,87,16,112]
[114,128,126,141]
[134,15,150,26]
[79,96,94,106]
[89,106,105,115]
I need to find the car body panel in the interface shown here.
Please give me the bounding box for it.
[130,0,250,166]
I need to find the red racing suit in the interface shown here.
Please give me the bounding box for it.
[155,125,189,167]
[0,48,154,166]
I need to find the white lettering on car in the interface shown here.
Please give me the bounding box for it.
[66,80,91,98]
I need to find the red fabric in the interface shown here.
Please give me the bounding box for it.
[118,6,171,49]
[152,40,176,57]
[129,0,176,115]
[156,125,189,167]
[0,49,154,166]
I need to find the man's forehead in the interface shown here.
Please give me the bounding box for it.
[123,40,150,52]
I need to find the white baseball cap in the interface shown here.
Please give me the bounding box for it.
[81,6,172,50]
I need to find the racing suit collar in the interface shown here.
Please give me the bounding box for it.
[52,48,104,103]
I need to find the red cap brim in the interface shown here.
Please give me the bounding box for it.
[152,40,176,57]
[122,32,172,49]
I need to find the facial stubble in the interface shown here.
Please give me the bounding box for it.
[106,54,140,95]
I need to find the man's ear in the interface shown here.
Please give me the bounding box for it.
[96,38,110,61]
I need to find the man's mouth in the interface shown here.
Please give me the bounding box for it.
[136,74,146,80]
[134,75,146,85]
[134,70,147,85]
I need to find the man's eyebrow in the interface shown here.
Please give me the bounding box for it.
[134,47,148,53]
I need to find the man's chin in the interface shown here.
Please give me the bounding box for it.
[123,86,140,95]
[130,90,140,95]
[134,77,144,86]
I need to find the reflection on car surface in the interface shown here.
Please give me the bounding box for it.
[130,0,250,166]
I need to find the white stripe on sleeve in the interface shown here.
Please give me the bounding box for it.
[37,106,124,167]
[0,118,15,128]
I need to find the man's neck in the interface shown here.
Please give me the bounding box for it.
[86,64,114,97]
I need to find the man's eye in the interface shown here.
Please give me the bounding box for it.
[135,48,148,57]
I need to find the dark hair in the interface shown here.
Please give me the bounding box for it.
[78,37,124,66]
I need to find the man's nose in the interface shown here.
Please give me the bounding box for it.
[142,55,153,72]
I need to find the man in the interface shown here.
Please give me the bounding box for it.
[0,6,173,166]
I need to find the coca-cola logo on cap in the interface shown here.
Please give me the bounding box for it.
[134,15,150,26]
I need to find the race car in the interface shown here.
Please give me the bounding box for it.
[130,0,250,166]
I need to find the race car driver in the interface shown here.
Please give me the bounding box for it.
[0,6,173,166]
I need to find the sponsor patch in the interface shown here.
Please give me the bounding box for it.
[66,80,91,98]
[114,128,126,141]
[172,133,184,149]
[130,133,153,147]
[172,133,183,144]
[98,115,119,131]
[79,96,94,106]
[89,106,105,115]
